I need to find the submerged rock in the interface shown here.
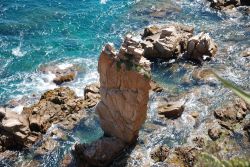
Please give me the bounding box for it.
[73,137,126,167]
[96,40,151,144]
[157,101,185,119]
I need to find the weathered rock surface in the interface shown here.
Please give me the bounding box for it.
[84,82,101,108]
[0,85,98,153]
[39,64,78,85]
[157,101,185,119]
[207,0,250,10]
[23,87,87,133]
[187,32,217,62]
[96,40,151,144]
[150,145,170,162]
[214,98,249,123]
[208,127,222,141]
[0,108,36,151]
[73,137,126,167]
[150,80,164,93]
[142,24,194,60]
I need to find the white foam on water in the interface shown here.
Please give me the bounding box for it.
[12,45,27,57]
[57,62,73,70]
[100,0,108,4]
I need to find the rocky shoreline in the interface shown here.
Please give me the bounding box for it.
[1,2,250,167]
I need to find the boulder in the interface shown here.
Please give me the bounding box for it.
[157,101,185,119]
[187,32,217,62]
[39,64,78,85]
[241,48,250,57]
[84,83,101,108]
[207,0,249,10]
[208,127,222,141]
[73,137,125,167]
[150,80,164,92]
[142,24,194,60]
[214,98,248,123]
[23,87,87,133]
[150,145,170,162]
[96,39,151,144]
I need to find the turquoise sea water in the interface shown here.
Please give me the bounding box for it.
[0,0,250,166]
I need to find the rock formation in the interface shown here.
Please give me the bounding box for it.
[126,23,217,63]
[39,64,79,85]
[207,0,250,10]
[186,32,217,62]
[0,85,99,153]
[96,38,151,144]
[141,24,194,60]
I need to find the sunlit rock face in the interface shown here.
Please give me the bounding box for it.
[96,37,151,144]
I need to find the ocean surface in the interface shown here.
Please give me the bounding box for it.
[0,0,249,166]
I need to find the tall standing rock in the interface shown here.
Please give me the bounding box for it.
[96,36,151,144]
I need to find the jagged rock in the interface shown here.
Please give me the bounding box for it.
[207,0,249,10]
[74,137,125,167]
[192,137,205,148]
[0,87,95,153]
[150,145,170,162]
[142,24,194,60]
[142,25,160,38]
[84,83,101,108]
[53,71,76,85]
[157,101,185,119]
[174,146,198,167]
[187,32,217,62]
[150,80,164,92]
[96,41,151,144]
[0,108,34,151]
[23,87,87,133]
[34,137,59,156]
[208,127,222,140]
[39,64,78,85]
[214,98,248,123]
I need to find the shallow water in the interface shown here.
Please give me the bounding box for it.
[0,0,249,166]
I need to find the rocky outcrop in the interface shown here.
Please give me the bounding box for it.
[186,32,217,62]
[39,64,78,85]
[84,83,101,108]
[214,98,248,123]
[150,145,170,162]
[207,0,250,10]
[142,24,194,60]
[74,137,126,167]
[23,87,87,133]
[157,101,185,119]
[0,85,99,153]
[96,40,151,144]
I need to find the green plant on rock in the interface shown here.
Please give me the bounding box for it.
[195,152,250,167]
[212,71,250,104]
